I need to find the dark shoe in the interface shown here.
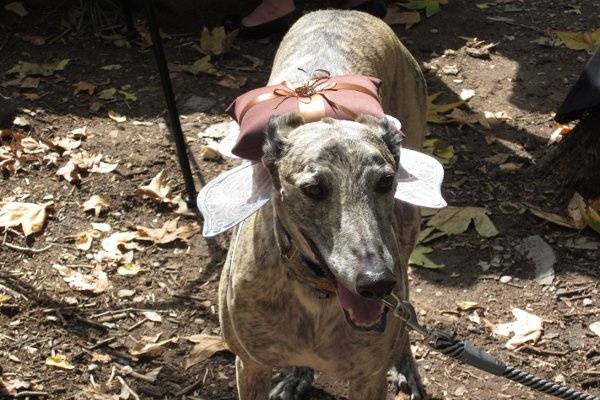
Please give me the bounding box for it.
[224,9,299,39]
[348,0,387,19]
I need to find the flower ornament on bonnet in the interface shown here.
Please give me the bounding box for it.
[197,70,446,237]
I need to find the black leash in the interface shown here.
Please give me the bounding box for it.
[383,296,600,400]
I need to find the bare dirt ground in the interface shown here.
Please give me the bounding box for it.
[1,1,599,399]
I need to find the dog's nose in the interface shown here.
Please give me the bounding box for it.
[356,270,396,299]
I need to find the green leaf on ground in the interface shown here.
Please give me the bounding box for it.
[177,56,219,76]
[409,246,445,269]
[5,1,28,17]
[423,138,455,163]
[101,64,122,71]
[398,0,448,17]
[427,206,499,237]
[427,93,465,124]
[200,26,238,56]
[7,59,70,77]
[555,28,600,53]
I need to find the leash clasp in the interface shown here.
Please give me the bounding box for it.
[382,294,434,340]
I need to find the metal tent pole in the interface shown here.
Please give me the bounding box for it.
[144,0,197,207]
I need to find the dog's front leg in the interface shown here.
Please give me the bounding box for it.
[389,334,426,400]
[235,356,272,400]
[349,371,387,400]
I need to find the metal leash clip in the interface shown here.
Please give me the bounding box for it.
[382,294,434,340]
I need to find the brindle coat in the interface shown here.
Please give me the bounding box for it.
[219,10,427,400]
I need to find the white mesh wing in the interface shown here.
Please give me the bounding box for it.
[395,148,447,209]
[197,162,272,237]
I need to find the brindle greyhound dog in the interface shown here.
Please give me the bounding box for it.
[219,9,427,400]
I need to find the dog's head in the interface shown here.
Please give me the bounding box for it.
[262,112,405,332]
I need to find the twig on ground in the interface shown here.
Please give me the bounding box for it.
[485,16,546,34]
[117,376,140,400]
[90,308,169,318]
[519,344,569,357]
[173,293,206,303]
[564,308,600,317]
[175,368,210,397]
[75,315,108,330]
[88,336,116,350]
[15,391,49,398]
[120,366,158,383]
[0,282,28,300]
[97,312,128,323]
[127,318,148,332]
[2,241,53,253]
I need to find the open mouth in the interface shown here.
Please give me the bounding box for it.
[300,236,388,333]
[336,282,388,333]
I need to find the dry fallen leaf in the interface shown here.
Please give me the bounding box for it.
[129,337,177,358]
[53,137,82,152]
[108,110,126,123]
[56,160,82,183]
[53,264,109,294]
[0,293,12,305]
[567,192,588,230]
[548,124,573,145]
[90,161,118,174]
[456,301,480,311]
[459,88,475,101]
[75,231,95,251]
[135,170,172,202]
[83,195,110,217]
[217,75,247,89]
[91,222,111,232]
[90,352,112,364]
[101,231,141,254]
[117,263,142,276]
[487,308,543,350]
[5,1,28,16]
[142,311,162,322]
[45,354,75,370]
[135,218,200,244]
[384,7,421,28]
[73,81,96,95]
[555,28,600,53]
[0,201,51,236]
[590,321,600,337]
[528,207,580,230]
[184,334,229,369]
[199,141,222,161]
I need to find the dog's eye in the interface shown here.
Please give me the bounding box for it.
[375,174,395,193]
[301,183,326,200]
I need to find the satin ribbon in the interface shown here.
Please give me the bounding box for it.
[238,70,381,124]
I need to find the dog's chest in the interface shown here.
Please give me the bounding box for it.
[229,281,401,378]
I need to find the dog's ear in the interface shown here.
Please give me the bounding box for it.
[356,114,404,166]
[262,112,305,171]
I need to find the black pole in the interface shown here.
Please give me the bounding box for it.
[119,0,136,38]
[144,0,197,207]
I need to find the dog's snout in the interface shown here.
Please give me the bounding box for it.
[356,270,396,299]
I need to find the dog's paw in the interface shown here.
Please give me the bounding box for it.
[269,367,314,400]
[389,360,427,400]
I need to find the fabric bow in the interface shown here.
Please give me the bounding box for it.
[238,69,380,123]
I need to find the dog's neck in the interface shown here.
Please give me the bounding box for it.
[271,199,337,297]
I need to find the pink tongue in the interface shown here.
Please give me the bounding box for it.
[336,283,382,325]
